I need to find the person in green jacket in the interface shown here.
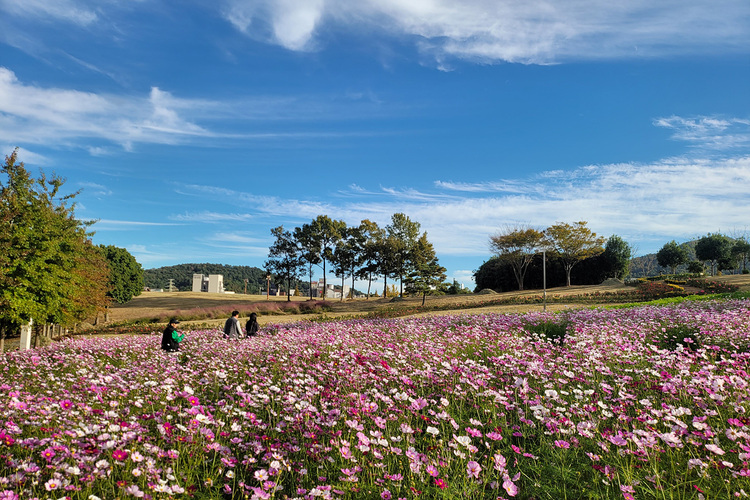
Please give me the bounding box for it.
[161,317,185,352]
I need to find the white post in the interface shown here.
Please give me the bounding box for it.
[19,319,33,350]
[543,249,547,312]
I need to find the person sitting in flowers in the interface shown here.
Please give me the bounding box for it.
[224,310,243,339]
[161,317,185,352]
[245,312,259,338]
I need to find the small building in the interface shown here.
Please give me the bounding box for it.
[192,274,225,293]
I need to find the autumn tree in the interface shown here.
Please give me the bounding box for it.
[489,225,545,291]
[265,226,305,302]
[656,240,689,275]
[331,226,360,301]
[0,149,109,349]
[544,221,605,287]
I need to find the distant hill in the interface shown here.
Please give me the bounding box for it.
[143,263,270,293]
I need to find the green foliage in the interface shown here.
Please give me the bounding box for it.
[404,233,447,305]
[695,233,732,275]
[99,244,144,304]
[525,318,570,345]
[656,240,689,274]
[544,221,606,286]
[653,324,701,352]
[265,225,305,301]
[599,235,632,280]
[0,149,109,336]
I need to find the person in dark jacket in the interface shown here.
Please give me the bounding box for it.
[161,318,185,352]
[224,310,243,339]
[245,312,259,338]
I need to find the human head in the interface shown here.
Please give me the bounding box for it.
[232,310,239,318]
[250,312,257,319]
[169,317,180,326]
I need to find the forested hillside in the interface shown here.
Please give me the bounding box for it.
[143,264,270,293]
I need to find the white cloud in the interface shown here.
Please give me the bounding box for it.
[1,0,98,26]
[77,181,112,197]
[170,211,254,223]
[654,116,750,150]
[222,0,750,63]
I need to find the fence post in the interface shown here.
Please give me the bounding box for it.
[19,320,33,350]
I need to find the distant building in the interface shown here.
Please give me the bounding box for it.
[192,274,225,293]
[310,279,349,299]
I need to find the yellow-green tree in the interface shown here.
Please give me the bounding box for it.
[545,221,605,287]
[489,225,546,291]
[0,149,110,348]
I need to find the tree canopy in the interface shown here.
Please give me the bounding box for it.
[656,240,689,275]
[99,245,144,304]
[0,149,109,344]
[489,225,545,291]
[544,221,606,287]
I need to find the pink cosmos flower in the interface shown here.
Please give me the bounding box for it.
[381,489,392,500]
[188,396,200,406]
[434,478,447,489]
[59,399,73,410]
[0,491,19,500]
[467,460,481,479]
[112,449,128,461]
[554,440,570,449]
[426,464,439,477]
[503,478,518,497]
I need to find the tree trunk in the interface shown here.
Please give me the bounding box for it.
[422,292,426,306]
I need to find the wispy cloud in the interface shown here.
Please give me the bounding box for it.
[1,0,97,26]
[170,211,254,223]
[94,220,183,230]
[77,181,112,197]
[654,116,750,150]
[221,0,750,64]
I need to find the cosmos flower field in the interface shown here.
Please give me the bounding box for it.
[2,300,750,500]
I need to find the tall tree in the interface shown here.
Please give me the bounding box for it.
[355,219,384,298]
[0,149,109,348]
[100,245,144,304]
[695,233,732,275]
[309,215,346,299]
[732,237,750,273]
[489,225,545,291]
[294,223,322,299]
[331,226,359,301]
[265,226,305,302]
[404,233,447,305]
[386,213,421,297]
[656,240,689,275]
[544,221,606,287]
[599,235,632,280]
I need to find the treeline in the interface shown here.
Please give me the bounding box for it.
[266,214,446,303]
[0,150,143,346]
[143,263,271,294]
[631,234,749,277]
[476,223,630,292]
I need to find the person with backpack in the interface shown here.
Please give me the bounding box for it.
[245,312,259,338]
[224,310,243,339]
[161,317,185,352]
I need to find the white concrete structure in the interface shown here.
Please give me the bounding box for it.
[192,274,225,293]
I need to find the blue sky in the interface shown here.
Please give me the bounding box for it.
[2,0,749,291]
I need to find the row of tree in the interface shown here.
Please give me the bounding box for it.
[656,234,750,275]
[143,263,270,293]
[0,150,143,347]
[485,221,631,291]
[265,214,446,304]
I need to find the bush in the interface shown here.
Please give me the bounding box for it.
[653,324,701,352]
[525,319,570,345]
